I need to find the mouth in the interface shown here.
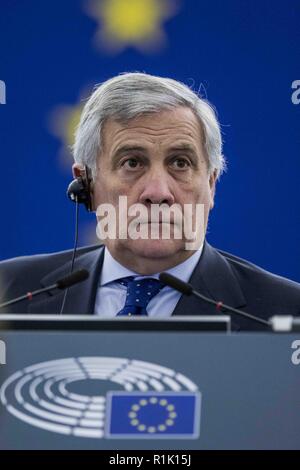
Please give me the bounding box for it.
[146,221,174,224]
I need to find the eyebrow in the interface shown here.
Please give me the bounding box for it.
[112,143,197,157]
[111,146,146,165]
[167,143,198,154]
[113,145,146,157]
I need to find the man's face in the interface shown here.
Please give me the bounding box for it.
[91,106,217,269]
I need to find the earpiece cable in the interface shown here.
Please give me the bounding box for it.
[59,198,80,314]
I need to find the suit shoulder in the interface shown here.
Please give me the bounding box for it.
[0,245,101,296]
[0,244,100,273]
[217,247,300,305]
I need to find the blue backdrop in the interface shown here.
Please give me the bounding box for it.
[0,0,299,282]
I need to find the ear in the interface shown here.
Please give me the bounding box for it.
[71,163,95,212]
[72,163,85,179]
[209,170,218,209]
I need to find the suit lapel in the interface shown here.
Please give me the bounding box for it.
[28,246,105,314]
[172,242,246,331]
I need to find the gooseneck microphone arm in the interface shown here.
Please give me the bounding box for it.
[159,272,270,327]
[0,269,89,309]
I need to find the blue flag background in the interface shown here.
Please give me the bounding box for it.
[0,0,299,281]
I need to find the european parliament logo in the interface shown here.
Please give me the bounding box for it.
[106,391,201,439]
[0,357,201,440]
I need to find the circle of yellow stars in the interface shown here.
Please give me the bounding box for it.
[128,397,177,433]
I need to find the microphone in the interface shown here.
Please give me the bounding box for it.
[56,270,89,289]
[159,272,270,327]
[0,269,89,309]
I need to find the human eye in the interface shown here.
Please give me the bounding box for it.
[120,157,144,170]
[169,156,192,170]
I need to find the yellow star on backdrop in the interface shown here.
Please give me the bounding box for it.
[84,0,180,53]
[48,102,83,171]
[48,91,98,246]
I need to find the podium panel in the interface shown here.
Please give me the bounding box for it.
[0,316,299,449]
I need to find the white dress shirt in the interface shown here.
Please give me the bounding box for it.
[94,246,203,317]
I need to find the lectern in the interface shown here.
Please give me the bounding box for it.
[0,315,299,450]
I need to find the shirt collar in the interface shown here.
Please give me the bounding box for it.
[100,245,203,286]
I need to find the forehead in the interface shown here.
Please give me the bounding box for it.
[101,107,204,152]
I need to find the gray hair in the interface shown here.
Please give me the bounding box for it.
[72,72,225,178]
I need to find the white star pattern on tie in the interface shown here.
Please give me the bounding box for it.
[116,277,165,316]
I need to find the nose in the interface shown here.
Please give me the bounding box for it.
[139,171,175,206]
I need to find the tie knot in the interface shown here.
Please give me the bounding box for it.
[117,277,164,315]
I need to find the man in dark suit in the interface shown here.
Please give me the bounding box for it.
[0,72,299,329]
[0,241,300,331]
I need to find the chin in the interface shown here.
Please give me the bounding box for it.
[126,239,184,259]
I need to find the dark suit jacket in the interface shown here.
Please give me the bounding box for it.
[0,241,299,331]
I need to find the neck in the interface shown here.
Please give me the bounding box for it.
[105,245,199,275]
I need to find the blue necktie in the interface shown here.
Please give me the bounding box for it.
[116,277,164,316]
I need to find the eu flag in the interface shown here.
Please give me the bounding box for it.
[105,391,201,438]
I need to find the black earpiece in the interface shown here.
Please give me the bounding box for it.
[67,165,93,212]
